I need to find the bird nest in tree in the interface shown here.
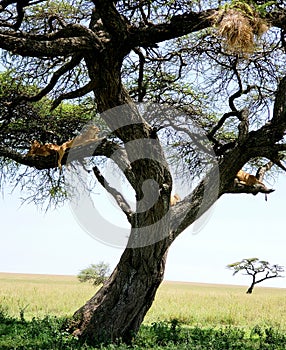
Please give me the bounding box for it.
[210,2,268,54]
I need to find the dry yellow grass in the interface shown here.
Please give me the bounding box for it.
[146,281,286,329]
[0,273,285,330]
[0,272,96,319]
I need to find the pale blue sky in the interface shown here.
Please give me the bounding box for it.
[1,174,285,288]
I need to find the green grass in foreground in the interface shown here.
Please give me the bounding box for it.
[1,312,286,349]
[0,273,286,349]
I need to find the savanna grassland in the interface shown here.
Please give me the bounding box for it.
[1,272,286,349]
[0,273,96,319]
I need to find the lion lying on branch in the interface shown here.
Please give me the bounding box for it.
[236,170,266,189]
[27,126,100,170]
[235,169,274,200]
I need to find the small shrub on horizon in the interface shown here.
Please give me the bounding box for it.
[77,262,111,286]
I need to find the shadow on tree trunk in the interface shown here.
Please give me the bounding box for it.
[68,237,170,346]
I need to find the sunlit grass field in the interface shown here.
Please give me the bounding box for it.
[1,272,285,330]
[147,281,286,329]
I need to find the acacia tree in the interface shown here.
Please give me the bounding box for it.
[227,258,285,294]
[1,0,286,345]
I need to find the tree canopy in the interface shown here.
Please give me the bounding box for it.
[77,262,111,286]
[1,0,286,345]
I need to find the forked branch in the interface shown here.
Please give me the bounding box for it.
[92,165,133,221]
[28,54,83,103]
[51,79,98,110]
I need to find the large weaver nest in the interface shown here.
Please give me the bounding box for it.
[210,2,269,54]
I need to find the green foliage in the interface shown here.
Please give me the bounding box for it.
[0,71,98,145]
[0,70,102,208]
[2,312,286,349]
[31,0,82,19]
[250,0,276,18]
[227,257,259,275]
[227,258,284,277]
[220,0,275,18]
[150,319,183,345]
[0,314,80,350]
[77,262,111,286]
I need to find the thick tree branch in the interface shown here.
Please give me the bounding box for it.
[170,137,278,239]
[237,108,250,144]
[269,152,286,172]
[0,139,122,170]
[256,274,283,285]
[128,9,215,48]
[92,165,133,222]
[226,184,274,196]
[0,34,98,57]
[272,144,286,153]
[271,75,286,140]
[0,145,38,167]
[268,10,286,31]
[68,139,137,188]
[133,47,146,102]
[0,24,103,58]
[170,167,219,241]
[93,0,129,41]
[232,74,286,161]
[0,137,139,196]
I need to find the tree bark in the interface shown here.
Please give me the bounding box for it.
[246,275,256,294]
[246,283,255,294]
[69,236,170,344]
[66,47,176,344]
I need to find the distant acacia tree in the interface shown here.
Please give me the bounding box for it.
[78,262,111,286]
[227,258,284,294]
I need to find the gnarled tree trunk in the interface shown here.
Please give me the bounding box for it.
[70,235,170,344]
[68,56,175,344]
[69,160,221,345]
